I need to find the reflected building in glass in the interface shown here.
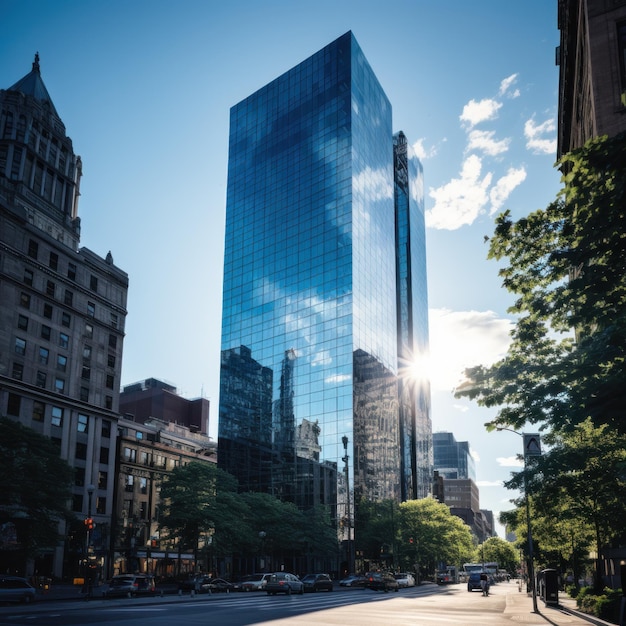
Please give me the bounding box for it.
[218,32,431,557]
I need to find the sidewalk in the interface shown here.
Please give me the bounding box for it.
[505,589,617,626]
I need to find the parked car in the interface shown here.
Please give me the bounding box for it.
[301,573,333,592]
[105,574,156,598]
[365,571,399,592]
[339,574,367,587]
[0,576,36,604]
[202,578,235,593]
[238,573,271,591]
[265,572,304,595]
[394,572,415,588]
[467,572,483,592]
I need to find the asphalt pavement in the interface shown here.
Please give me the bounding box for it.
[12,580,620,626]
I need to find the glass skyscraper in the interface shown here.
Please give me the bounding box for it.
[218,31,431,561]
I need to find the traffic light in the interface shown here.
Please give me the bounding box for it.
[84,518,94,530]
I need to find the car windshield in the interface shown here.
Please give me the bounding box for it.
[112,577,134,586]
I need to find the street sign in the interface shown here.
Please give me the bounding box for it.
[523,434,541,458]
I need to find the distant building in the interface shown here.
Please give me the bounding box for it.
[111,413,216,578]
[433,432,476,481]
[557,0,626,156]
[0,55,128,579]
[119,377,210,436]
[433,471,494,542]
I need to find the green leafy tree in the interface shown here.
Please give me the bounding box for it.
[397,498,474,578]
[456,131,626,437]
[355,498,399,567]
[158,461,245,570]
[0,417,74,568]
[478,536,519,574]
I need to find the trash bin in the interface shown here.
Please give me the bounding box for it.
[539,569,558,606]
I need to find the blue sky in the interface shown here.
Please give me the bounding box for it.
[1,0,562,537]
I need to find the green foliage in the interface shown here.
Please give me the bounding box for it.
[397,498,474,575]
[0,416,74,557]
[478,536,519,573]
[577,587,623,622]
[158,461,241,552]
[454,132,626,590]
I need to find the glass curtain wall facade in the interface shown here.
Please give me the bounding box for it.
[219,31,431,557]
[393,132,432,500]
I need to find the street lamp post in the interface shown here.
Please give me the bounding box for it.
[497,428,539,613]
[342,435,353,575]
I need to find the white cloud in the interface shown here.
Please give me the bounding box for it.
[466,129,510,156]
[499,73,520,98]
[426,155,491,230]
[524,117,557,155]
[411,138,438,160]
[427,308,513,392]
[497,455,523,468]
[460,98,502,127]
[489,166,527,214]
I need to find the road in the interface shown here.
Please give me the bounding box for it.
[0,582,560,626]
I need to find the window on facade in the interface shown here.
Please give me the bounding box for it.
[96,497,106,515]
[64,289,73,306]
[57,355,67,372]
[38,346,49,364]
[105,374,114,389]
[139,477,148,494]
[108,334,117,349]
[49,252,58,271]
[123,447,137,462]
[59,333,69,348]
[46,280,55,297]
[61,312,71,327]
[110,313,118,329]
[41,325,51,341]
[36,370,47,388]
[90,275,98,292]
[32,401,45,422]
[140,451,149,465]
[43,303,53,319]
[51,406,63,427]
[83,345,92,361]
[81,365,91,381]
[75,466,85,487]
[107,354,116,368]
[105,396,113,409]
[85,323,93,339]
[102,420,111,438]
[80,386,89,402]
[67,262,76,281]
[14,337,26,355]
[72,495,83,513]
[77,414,88,433]
[123,499,133,517]
[27,239,38,259]
[17,314,28,331]
[75,442,87,460]
[23,269,33,286]
[7,393,21,416]
[87,302,95,317]
[98,471,108,490]
[54,377,65,394]
[11,362,23,380]
[125,474,134,492]
[99,446,109,464]
[20,292,31,308]
[139,501,148,520]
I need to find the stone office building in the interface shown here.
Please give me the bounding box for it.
[0,55,128,578]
